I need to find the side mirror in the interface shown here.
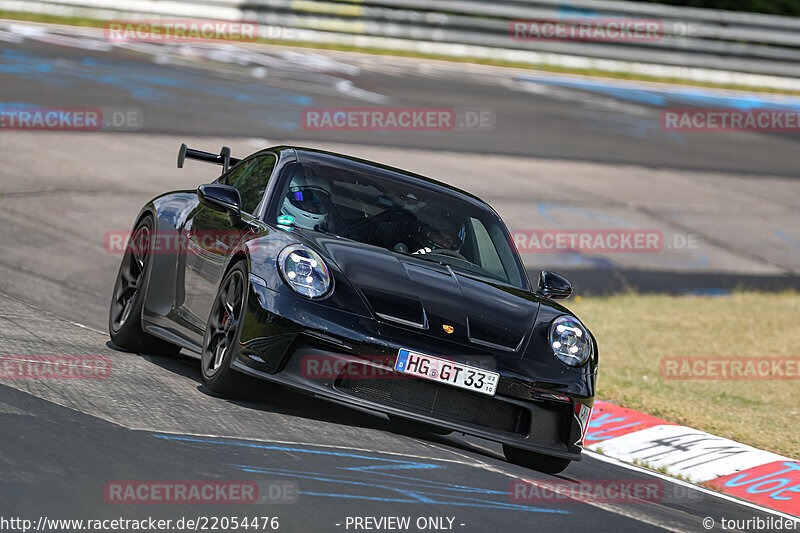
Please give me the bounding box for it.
[197,184,242,226]
[536,270,572,299]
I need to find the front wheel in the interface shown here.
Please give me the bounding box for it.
[503,445,572,474]
[201,262,255,396]
[108,215,180,356]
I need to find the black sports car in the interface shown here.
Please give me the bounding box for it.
[109,144,597,474]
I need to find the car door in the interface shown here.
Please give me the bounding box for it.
[181,153,277,327]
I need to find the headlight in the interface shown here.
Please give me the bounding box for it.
[278,245,332,298]
[549,316,592,366]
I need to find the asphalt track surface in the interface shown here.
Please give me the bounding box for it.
[0,296,787,532]
[4,22,800,176]
[2,21,800,292]
[0,20,798,533]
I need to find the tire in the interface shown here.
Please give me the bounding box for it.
[109,215,181,356]
[201,261,256,396]
[503,444,572,474]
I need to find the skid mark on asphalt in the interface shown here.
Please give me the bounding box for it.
[152,432,743,530]
[152,434,568,514]
[0,48,311,130]
[514,74,800,111]
[0,22,388,103]
[775,227,800,255]
[513,74,800,144]
[153,433,480,467]
[532,202,714,270]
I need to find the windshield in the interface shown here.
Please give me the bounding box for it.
[271,162,528,289]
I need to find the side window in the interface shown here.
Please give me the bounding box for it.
[229,154,277,215]
[219,160,248,186]
[470,218,505,279]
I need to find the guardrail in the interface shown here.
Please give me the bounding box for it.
[4,0,800,87]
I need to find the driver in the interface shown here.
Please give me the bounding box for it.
[411,206,465,256]
[280,168,333,232]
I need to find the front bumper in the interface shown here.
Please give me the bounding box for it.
[234,282,596,460]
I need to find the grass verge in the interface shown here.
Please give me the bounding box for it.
[3,10,800,96]
[569,290,800,458]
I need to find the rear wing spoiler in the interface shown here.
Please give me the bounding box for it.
[177,143,241,172]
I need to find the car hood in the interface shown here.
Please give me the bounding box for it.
[299,232,540,356]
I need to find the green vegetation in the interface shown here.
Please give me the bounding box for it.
[631,458,693,481]
[570,290,800,458]
[0,10,105,28]
[635,0,800,17]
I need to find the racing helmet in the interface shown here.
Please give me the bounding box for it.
[416,205,465,251]
[281,169,332,231]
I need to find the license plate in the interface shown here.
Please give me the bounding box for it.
[394,349,499,396]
